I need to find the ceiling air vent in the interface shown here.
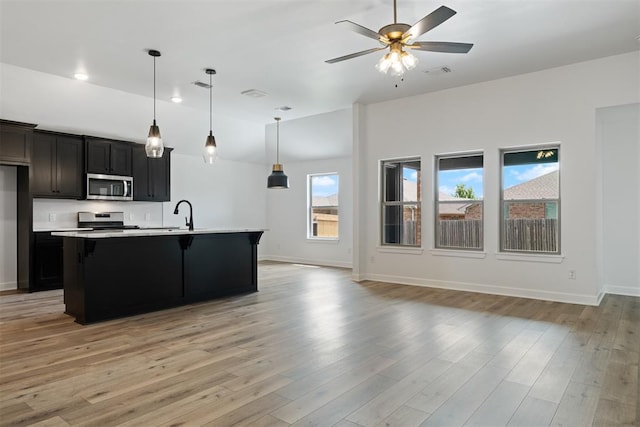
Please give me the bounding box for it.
[193,81,212,89]
[241,89,268,98]
[424,66,452,75]
[275,106,292,112]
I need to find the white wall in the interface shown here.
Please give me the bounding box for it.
[596,103,640,297]
[264,109,354,268]
[0,166,17,290]
[0,63,266,163]
[356,52,640,305]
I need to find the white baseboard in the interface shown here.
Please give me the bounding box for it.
[362,273,601,306]
[604,284,640,298]
[0,281,17,292]
[262,255,352,269]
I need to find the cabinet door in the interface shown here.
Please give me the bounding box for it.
[149,151,171,202]
[110,142,132,176]
[0,121,33,165]
[132,144,152,201]
[31,132,56,195]
[33,232,63,291]
[55,135,84,198]
[86,139,111,174]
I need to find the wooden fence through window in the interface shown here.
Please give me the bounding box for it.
[502,218,558,252]
[436,218,558,252]
[437,220,483,249]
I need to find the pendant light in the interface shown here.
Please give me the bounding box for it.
[145,49,164,158]
[203,68,218,164]
[267,117,289,189]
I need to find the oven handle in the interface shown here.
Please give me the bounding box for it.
[123,180,129,197]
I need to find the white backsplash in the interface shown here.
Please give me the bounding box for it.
[33,199,166,230]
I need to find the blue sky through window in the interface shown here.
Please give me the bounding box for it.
[311,174,338,197]
[437,163,559,199]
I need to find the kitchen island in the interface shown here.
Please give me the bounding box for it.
[53,228,264,324]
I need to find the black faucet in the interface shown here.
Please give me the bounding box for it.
[173,200,194,231]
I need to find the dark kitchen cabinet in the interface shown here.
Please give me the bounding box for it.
[33,232,63,291]
[0,120,35,165]
[86,137,132,176]
[32,131,84,199]
[132,144,171,202]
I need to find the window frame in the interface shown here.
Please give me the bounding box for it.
[307,172,339,240]
[434,152,484,251]
[499,145,561,254]
[380,157,422,248]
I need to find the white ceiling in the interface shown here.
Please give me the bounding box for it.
[1,0,639,127]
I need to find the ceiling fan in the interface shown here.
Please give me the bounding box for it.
[325,1,473,76]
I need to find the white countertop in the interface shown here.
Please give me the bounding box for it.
[51,228,266,238]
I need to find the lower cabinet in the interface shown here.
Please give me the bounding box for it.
[33,232,64,291]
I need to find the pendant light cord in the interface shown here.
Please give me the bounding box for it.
[153,56,156,121]
[209,73,212,131]
[276,119,280,164]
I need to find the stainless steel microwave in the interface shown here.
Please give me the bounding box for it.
[86,173,133,201]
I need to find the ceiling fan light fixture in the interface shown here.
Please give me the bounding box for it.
[401,51,418,70]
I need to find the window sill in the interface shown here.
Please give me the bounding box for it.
[377,246,424,255]
[431,249,486,259]
[307,238,340,244]
[495,252,564,263]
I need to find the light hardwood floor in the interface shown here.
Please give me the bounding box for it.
[0,262,638,426]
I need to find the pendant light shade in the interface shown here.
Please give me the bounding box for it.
[267,117,289,189]
[145,49,164,158]
[203,68,218,164]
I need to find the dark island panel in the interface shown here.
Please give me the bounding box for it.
[62,230,263,324]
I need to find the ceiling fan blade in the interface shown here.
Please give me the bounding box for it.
[403,6,456,40]
[336,20,384,42]
[408,41,473,54]
[325,47,387,64]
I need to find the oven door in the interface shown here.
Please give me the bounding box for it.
[86,174,133,201]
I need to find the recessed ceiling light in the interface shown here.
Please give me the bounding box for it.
[241,89,268,98]
[170,96,183,103]
[74,73,88,81]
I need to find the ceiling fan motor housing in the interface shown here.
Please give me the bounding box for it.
[379,23,411,42]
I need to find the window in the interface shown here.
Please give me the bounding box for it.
[308,173,339,239]
[381,158,421,246]
[501,147,559,253]
[435,154,484,250]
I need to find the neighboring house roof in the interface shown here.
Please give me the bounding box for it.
[504,170,559,200]
[312,194,338,206]
[438,192,473,216]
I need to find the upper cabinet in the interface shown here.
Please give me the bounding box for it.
[0,120,36,165]
[85,137,132,176]
[32,131,84,199]
[132,144,171,202]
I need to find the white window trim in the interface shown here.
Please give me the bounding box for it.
[380,156,422,248]
[307,172,339,240]
[434,151,485,252]
[499,145,561,255]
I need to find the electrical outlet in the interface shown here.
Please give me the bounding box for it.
[48,213,56,222]
[129,213,134,221]
[568,270,576,279]
[370,255,375,263]
[144,212,151,221]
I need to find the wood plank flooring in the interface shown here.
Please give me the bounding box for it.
[0,261,638,426]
